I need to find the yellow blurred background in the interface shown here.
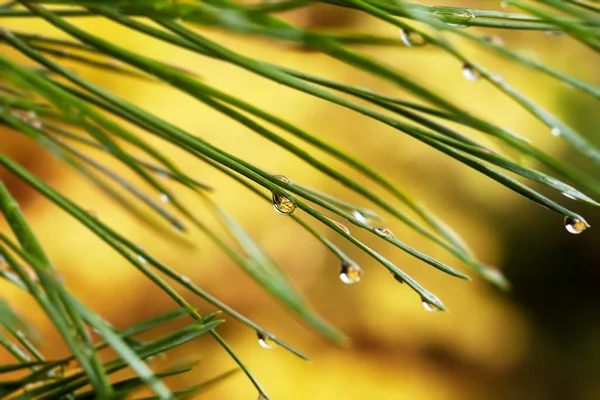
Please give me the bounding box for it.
[1,1,600,399]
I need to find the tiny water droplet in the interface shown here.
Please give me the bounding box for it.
[399,29,426,47]
[462,63,480,81]
[87,209,98,218]
[391,272,404,284]
[433,9,475,28]
[352,210,368,224]
[137,254,147,264]
[500,1,508,8]
[273,174,292,184]
[159,193,170,203]
[180,275,191,284]
[545,30,564,37]
[323,215,350,235]
[490,74,503,83]
[564,216,588,234]
[562,192,576,200]
[156,170,169,180]
[422,299,439,312]
[482,35,504,47]
[257,332,276,349]
[339,261,362,284]
[551,127,561,137]
[374,226,396,239]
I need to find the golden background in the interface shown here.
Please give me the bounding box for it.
[1,1,600,399]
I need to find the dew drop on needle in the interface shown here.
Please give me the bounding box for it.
[462,63,480,81]
[564,216,588,234]
[339,261,362,284]
[374,226,396,239]
[399,29,426,47]
[271,175,296,215]
[257,332,276,349]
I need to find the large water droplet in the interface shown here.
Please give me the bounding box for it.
[374,226,396,239]
[339,261,362,284]
[272,193,296,215]
[482,35,504,47]
[257,332,276,349]
[551,127,561,137]
[564,216,588,234]
[272,175,296,215]
[399,29,426,47]
[462,63,480,81]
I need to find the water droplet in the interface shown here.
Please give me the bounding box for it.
[257,332,276,349]
[273,174,292,185]
[421,299,439,312]
[399,29,426,47]
[433,9,475,28]
[137,254,147,264]
[87,209,98,219]
[391,272,404,284]
[339,261,362,284]
[159,193,170,203]
[481,266,509,289]
[352,210,368,224]
[500,1,508,8]
[180,275,191,284]
[564,216,588,234]
[271,175,296,215]
[551,127,561,137]
[490,74,503,83]
[272,193,296,215]
[374,226,396,239]
[545,30,564,37]
[323,215,350,235]
[562,192,576,200]
[462,63,480,81]
[482,35,504,47]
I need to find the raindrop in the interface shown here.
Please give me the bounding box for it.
[462,63,480,81]
[137,254,147,264]
[421,299,439,312]
[399,29,426,47]
[156,170,169,180]
[564,216,588,234]
[551,127,561,137]
[562,192,576,200]
[257,332,276,349]
[490,74,503,83]
[159,193,170,203]
[180,275,191,284]
[352,210,368,224]
[271,175,296,215]
[339,261,362,284]
[374,226,396,239]
[323,215,350,235]
[433,9,475,28]
[391,272,404,284]
[482,35,504,47]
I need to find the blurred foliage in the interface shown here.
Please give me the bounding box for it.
[0,0,599,399]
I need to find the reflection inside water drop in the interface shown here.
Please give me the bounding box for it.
[340,261,362,284]
[422,299,438,312]
[551,127,561,137]
[564,216,588,234]
[159,193,170,203]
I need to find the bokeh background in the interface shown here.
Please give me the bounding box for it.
[2,0,600,399]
